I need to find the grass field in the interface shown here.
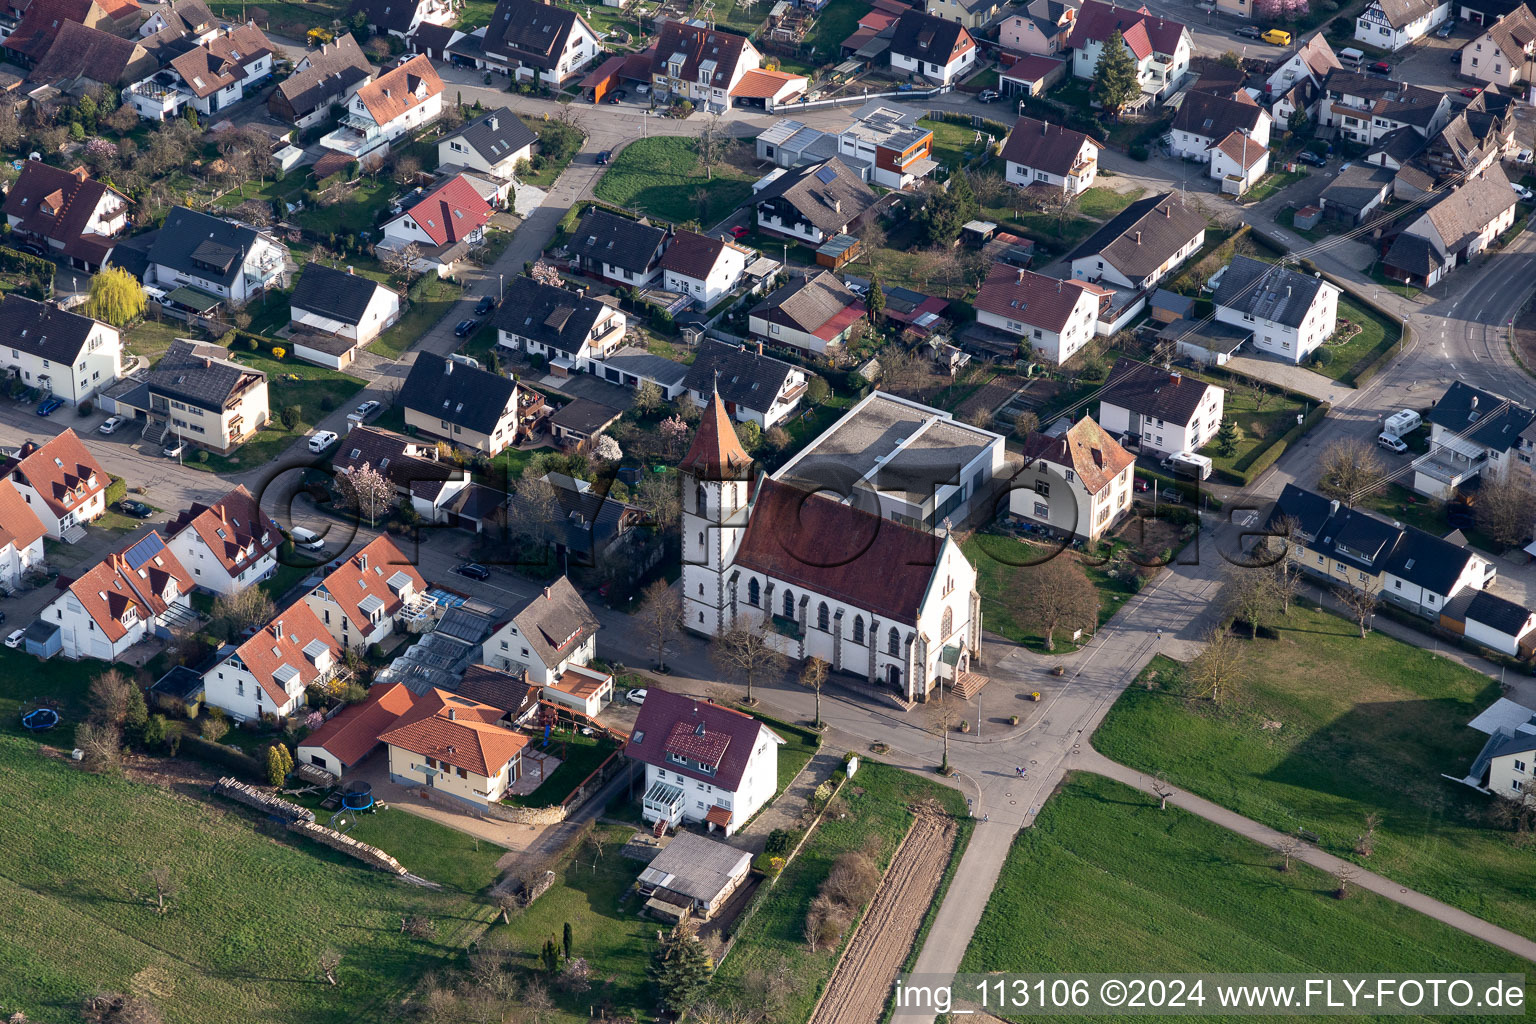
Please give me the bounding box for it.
[963,533,1142,652]
[293,799,504,892]
[372,276,464,360]
[962,773,1529,1008]
[1196,374,1308,481]
[1315,296,1399,385]
[709,761,968,1024]
[920,118,1000,172]
[506,730,620,808]
[0,733,489,1024]
[1093,602,1536,938]
[593,137,755,225]
[122,319,187,365]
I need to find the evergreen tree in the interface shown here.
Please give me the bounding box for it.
[648,926,713,1015]
[563,921,574,960]
[918,174,978,246]
[541,937,562,973]
[266,745,288,787]
[866,273,886,325]
[124,684,148,736]
[1093,30,1142,117]
[1215,417,1241,457]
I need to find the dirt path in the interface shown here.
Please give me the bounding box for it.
[806,812,960,1024]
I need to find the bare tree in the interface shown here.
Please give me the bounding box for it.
[1028,186,1077,231]
[638,579,682,671]
[1274,837,1302,872]
[142,865,178,915]
[696,113,734,180]
[711,627,788,706]
[210,587,276,642]
[1333,867,1356,899]
[379,242,423,285]
[1012,554,1099,651]
[392,153,423,186]
[75,721,123,774]
[1316,438,1384,506]
[933,701,956,774]
[510,469,565,555]
[965,169,1008,209]
[1334,579,1379,638]
[1150,772,1174,810]
[1475,476,1536,548]
[1267,515,1305,614]
[87,669,133,727]
[800,656,829,728]
[1354,811,1382,857]
[318,948,342,986]
[1186,625,1244,707]
[1223,564,1275,638]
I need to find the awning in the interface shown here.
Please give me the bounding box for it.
[704,804,732,828]
[164,285,223,312]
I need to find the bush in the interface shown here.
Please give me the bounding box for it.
[77,400,92,416]
[279,405,301,430]
[763,828,795,855]
[1129,144,1150,161]
[104,474,127,508]
[1311,347,1333,367]
[271,346,286,360]
[178,732,263,780]
[197,449,209,463]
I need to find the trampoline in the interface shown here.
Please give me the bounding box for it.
[21,708,58,731]
[341,781,375,812]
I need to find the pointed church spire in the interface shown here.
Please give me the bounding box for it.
[680,391,751,480]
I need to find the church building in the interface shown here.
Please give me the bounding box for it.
[680,392,985,703]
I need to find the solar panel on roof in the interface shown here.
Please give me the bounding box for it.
[123,534,165,571]
[815,165,837,183]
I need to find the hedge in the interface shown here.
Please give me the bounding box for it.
[0,245,57,279]
[1233,401,1330,486]
[178,733,265,781]
[105,474,126,508]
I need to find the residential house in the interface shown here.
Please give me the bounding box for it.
[727,67,808,111]
[649,21,761,110]
[1460,698,1536,799]
[320,53,443,166]
[1011,416,1135,541]
[480,0,600,85]
[202,603,343,721]
[29,21,156,88]
[42,532,190,661]
[1207,130,1272,195]
[113,339,269,454]
[1356,0,1451,50]
[840,6,900,56]
[1270,483,1493,618]
[636,833,752,918]
[137,0,217,42]
[144,206,288,309]
[297,681,418,777]
[1317,70,1452,146]
[437,107,537,178]
[974,263,1103,364]
[128,23,274,120]
[0,478,44,591]
[1265,33,1341,98]
[833,102,937,189]
[483,576,610,714]
[998,53,1068,96]
[1412,380,1535,498]
[625,688,784,835]
[381,688,529,811]
[753,158,879,246]
[1213,255,1339,364]
[333,425,470,522]
[1097,358,1224,458]
[1064,0,1192,101]
[567,207,670,288]
[302,534,429,652]
[399,351,521,456]
[888,9,976,84]
[747,270,866,356]
[1419,109,1507,185]
[0,293,122,405]
[268,34,373,128]
[659,229,752,310]
[1461,590,1536,656]
[681,339,808,428]
[1460,4,1536,90]
[1,429,105,541]
[1382,166,1518,287]
[1000,116,1103,195]
[164,484,280,597]
[680,391,985,700]
[539,471,654,569]
[287,263,401,368]
[346,0,453,39]
[1067,191,1206,292]
[2,162,129,271]
[5,0,117,65]
[925,0,1002,30]
[376,173,493,277]
[493,274,626,369]
[998,0,1075,55]
[1169,89,1272,166]
[775,389,1006,529]
[1317,162,1396,224]
[547,397,622,447]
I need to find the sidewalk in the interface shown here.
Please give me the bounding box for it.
[736,748,846,855]
[1075,747,1536,964]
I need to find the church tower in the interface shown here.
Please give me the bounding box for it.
[680,390,753,638]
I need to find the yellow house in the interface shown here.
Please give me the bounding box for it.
[925,0,1003,30]
[380,689,529,811]
[399,351,521,455]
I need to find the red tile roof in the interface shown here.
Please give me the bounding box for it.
[392,173,493,246]
[166,484,279,579]
[310,534,426,632]
[355,53,442,127]
[66,532,187,643]
[974,263,1099,335]
[1,162,126,260]
[380,688,528,778]
[1019,416,1135,495]
[1211,130,1267,169]
[227,601,342,705]
[624,688,778,791]
[704,804,733,828]
[1064,0,1187,58]
[730,68,805,98]
[0,478,45,554]
[301,680,417,768]
[4,428,105,519]
[680,391,752,480]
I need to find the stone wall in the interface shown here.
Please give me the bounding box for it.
[483,801,567,825]
[288,820,407,875]
[212,777,315,824]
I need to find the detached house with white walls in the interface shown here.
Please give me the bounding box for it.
[377,174,493,277]
[888,10,977,85]
[268,33,373,128]
[346,0,454,40]
[0,293,122,406]
[164,485,279,598]
[1264,33,1341,127]
[43,532,191,661]
[437,107,538,179]
[303,535,429,652]
[1000,116,1102,195]
[382,689,530,811]
[0,478,46,593]
[320,53,443,166]
[493,275,626,370]
[659,230,753,310]
[1011,416,1136,541]
[1460,4,1536,91]
[1382,165,1518,288]
[2,429,106,542]
[399,351,522,456]
[288,263,401,368]
[1097,357,1224,458]
[1356,0,1451,50]
[1169,89,1272,188]
[1067,192,1206,292]
[129,23,274,121]
[2,162,129,271]
[567,208,671,288]
[649,21,761,110]
[748,270,866,356]
[145,207,289,310]
[484,576,613,718]
[753,158,879,246]
[1411,381,1535,499]
[481,0,601,86]
[1065,0,1192,101]
[626,687,784,836]
[1213,255,1339,364]
[1317,70,1452,146]
[974,263,1104,364]
[681,339,808,429]
[202,603,344,721]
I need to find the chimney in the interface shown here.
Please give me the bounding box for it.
[1016,267,1026,283]
[1329,499,1340,516]
[271,619,283,637]
[1042,120,1047,134]
[445,360,454,374]
[833,198,842,213]
[756,340,763,354]
[448,708,457,721]
[1134,230,1142,245]
[543,586,552,600]
[1056,279,1062,292]
[358,553,368,571]
[488,114,498,130]
[1472,395,1480,409]
[1164,204,1171,218]
[1170,371,1181,386]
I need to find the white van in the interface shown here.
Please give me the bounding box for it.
[289,526,326,551]
[1166,451,1214,480]
[1339,47,1365,67]
[1384,409,1421,437]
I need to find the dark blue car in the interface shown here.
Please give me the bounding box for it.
[35,395,63,416]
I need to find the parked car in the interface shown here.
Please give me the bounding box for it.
[290,526,326,551]
[455,563,491,581]
[1436,18,1457,36]
[1461,85,1484,98]
[635,84,650,95]
[116,499,153,519]
[1235,24,1262,38]
[626,688,648,705]
[308,429,338,453]
[1377,432,1408,453]
[97,415,125,435]
[977,89,999,103]
[1261,28,1292,44]
[1369,60,1392,75]
[1297,149,1328,166]
[454,318,480,337]
[1517,149,1535,165]
[729,224,750,239]
[35,395,62,416]
[1513,182,1535,201]
[15,242,45,257]
[3,628,23,649]
[596,150,611,165]
[163,440,186,459]
[606,88,627,103]
[348,400,380,423]
[475,294,497,315]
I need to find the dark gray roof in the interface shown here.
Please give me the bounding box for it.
[1425,381,1535,453]
[1098,358,1215,428]
[441,107,538,167]
[148,340,265,413]
[999,116,1098,177]
[399,352,517,436]
[750,270,860,334]
[752,159,878,236]
[1067,192,1206,285]
[1171,90,1265,140]
[455,663,539,717]
[289,263,384,328]
[1384,525,1477,595]
[1321,70,1445,130]
[493,276,612,357]
[546,472,636,557]
[149,208,264,288]
[1470,727,1536,783]
[1157,317,1251,355]
[346,0,425,34]
[888,9,971,64]
[1467,589,1533,636]
[0,294,98,363]
[568,207,668,275]
[1212,255,1329,329]
[106,230,156,281]
[483,0,583,70]
[510,575,598,670]
[1319,163,1395,213]
[1365,126,1426,166]
[600,346,688,387]
[548,397,621,436]
[682,339,798,412]
[1382,230,1444,278]
[271,33,372,121]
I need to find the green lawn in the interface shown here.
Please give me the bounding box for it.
[803,0,865,60]
[505,730,620,808]
[1093,603,1536,938]
[593,137,755,225]
[709,761,968,1024]
[1196,374,1308,481]
[1357,482,1443,536]
[516,116,586,189]
[122,319,187,365]
[1273,206,1330,245]
[372,276,464,360]
[1076,185,1142,220]
[750,711,820,794]
[290,796,504,892]
[1243,167,1309,204]
[919,117,1000,173]
[1314,296,1399,385]
[1367,264,1420,299]
[0,733,490,1024]
[963,533,1143,652]
[962,773,1530,998]
[297,175,397,241]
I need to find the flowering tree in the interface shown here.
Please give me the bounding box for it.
[530,259,563,288]
[83,137,117,161]
[591,434,622,461]
[660,415,690,459]
[337,463,396,527]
